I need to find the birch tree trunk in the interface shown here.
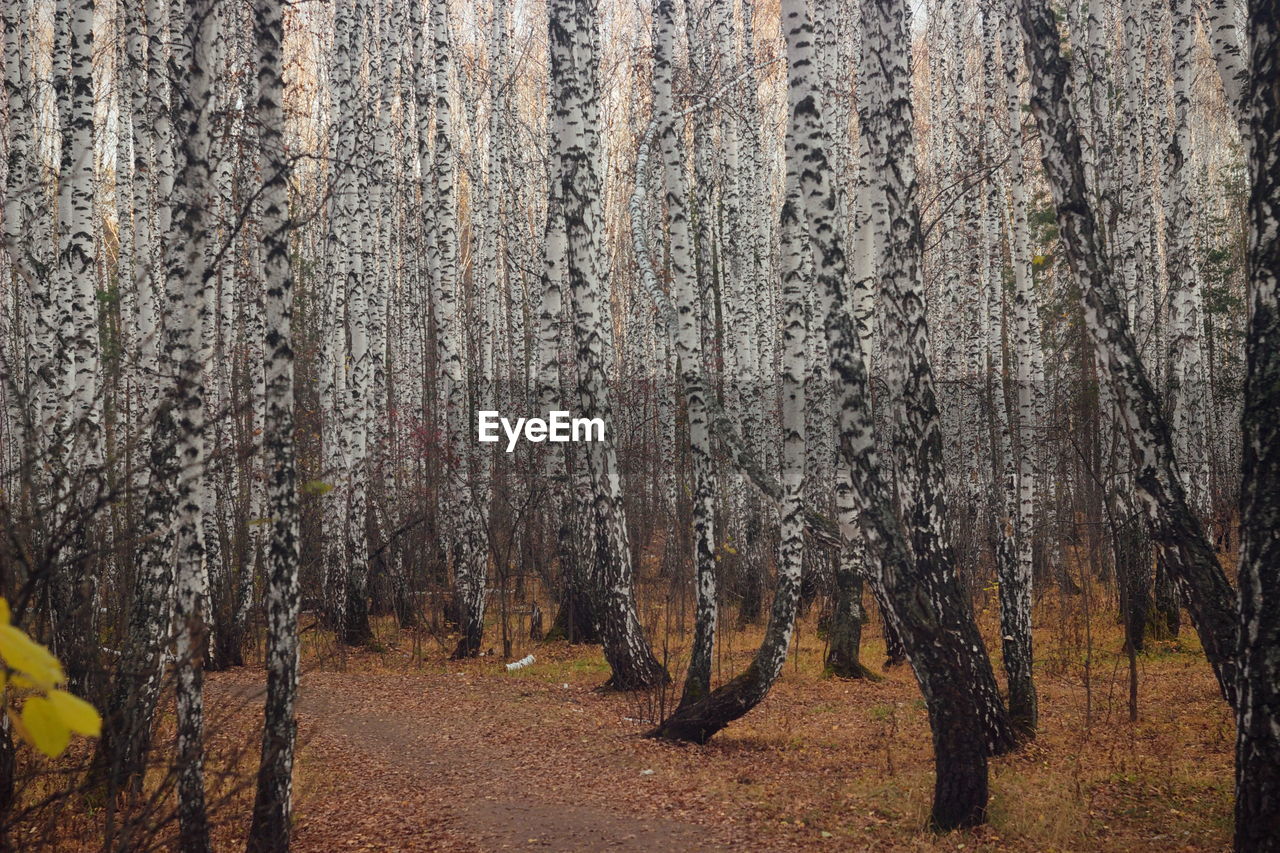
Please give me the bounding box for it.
[1204,0,1248,135]
[247,0,299,843]
[88,0,175,798]
[652,13,996,830]
[649,77,807,746]
[323,0,356,634]
[430,0,488,659]
[50,0,100,694]
[168,0,218,844]
[861,0,1017,757]
[796,0,992,826]
[1166,0,1209,512]
[652,0,717,708]
[997,0,1038,734]
[547,0,666,689]
[340,0,374,648]
[1235,0,1280,844]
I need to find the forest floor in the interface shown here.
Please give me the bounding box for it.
[186,594,1234,853]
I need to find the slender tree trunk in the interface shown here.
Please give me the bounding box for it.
[86,0,175,798]
[247,0,299,844]
[649,74,808,743]
[430,0,486,659]
[168,0,218,846]
[1235,1,1280,845]
[995,0,1038,735]
[651,0,717,708]
[90,404,178,796]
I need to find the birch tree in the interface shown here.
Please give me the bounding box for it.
[547,0,666,689]
[861,0,1017,757]
[651,0,717,707]
[431,0,488,659]
[1235,0,1280,844]
[247,0,300,843]
[168,0,219,844]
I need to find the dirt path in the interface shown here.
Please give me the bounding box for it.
[205,633,1235,852]
[290,670,721,851]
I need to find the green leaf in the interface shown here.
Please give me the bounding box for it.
[21,697,71,757]
[0,625,64,689]
[46,689,101,736]
[301,480,334,496]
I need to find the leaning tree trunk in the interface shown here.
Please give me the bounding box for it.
[247,0,300,845]
[802,0,992,827]
[654,3,993,831]
[1016,0,1239,708]
[861,0,1017,758]
[1235,1,1280,846]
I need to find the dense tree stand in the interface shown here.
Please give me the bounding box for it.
[0,0,1274,844]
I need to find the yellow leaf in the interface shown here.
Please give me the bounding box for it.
[0,598,9,625]
[0,625,63,689]
[47,689,100,737]
[21,697,71,757]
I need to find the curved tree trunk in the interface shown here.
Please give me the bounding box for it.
[861,0,1017,758]
[547,0,666,690]
[654,3,993,829]
[803,0,992,825]
[649,79,808,742]
[651,0,717,708]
